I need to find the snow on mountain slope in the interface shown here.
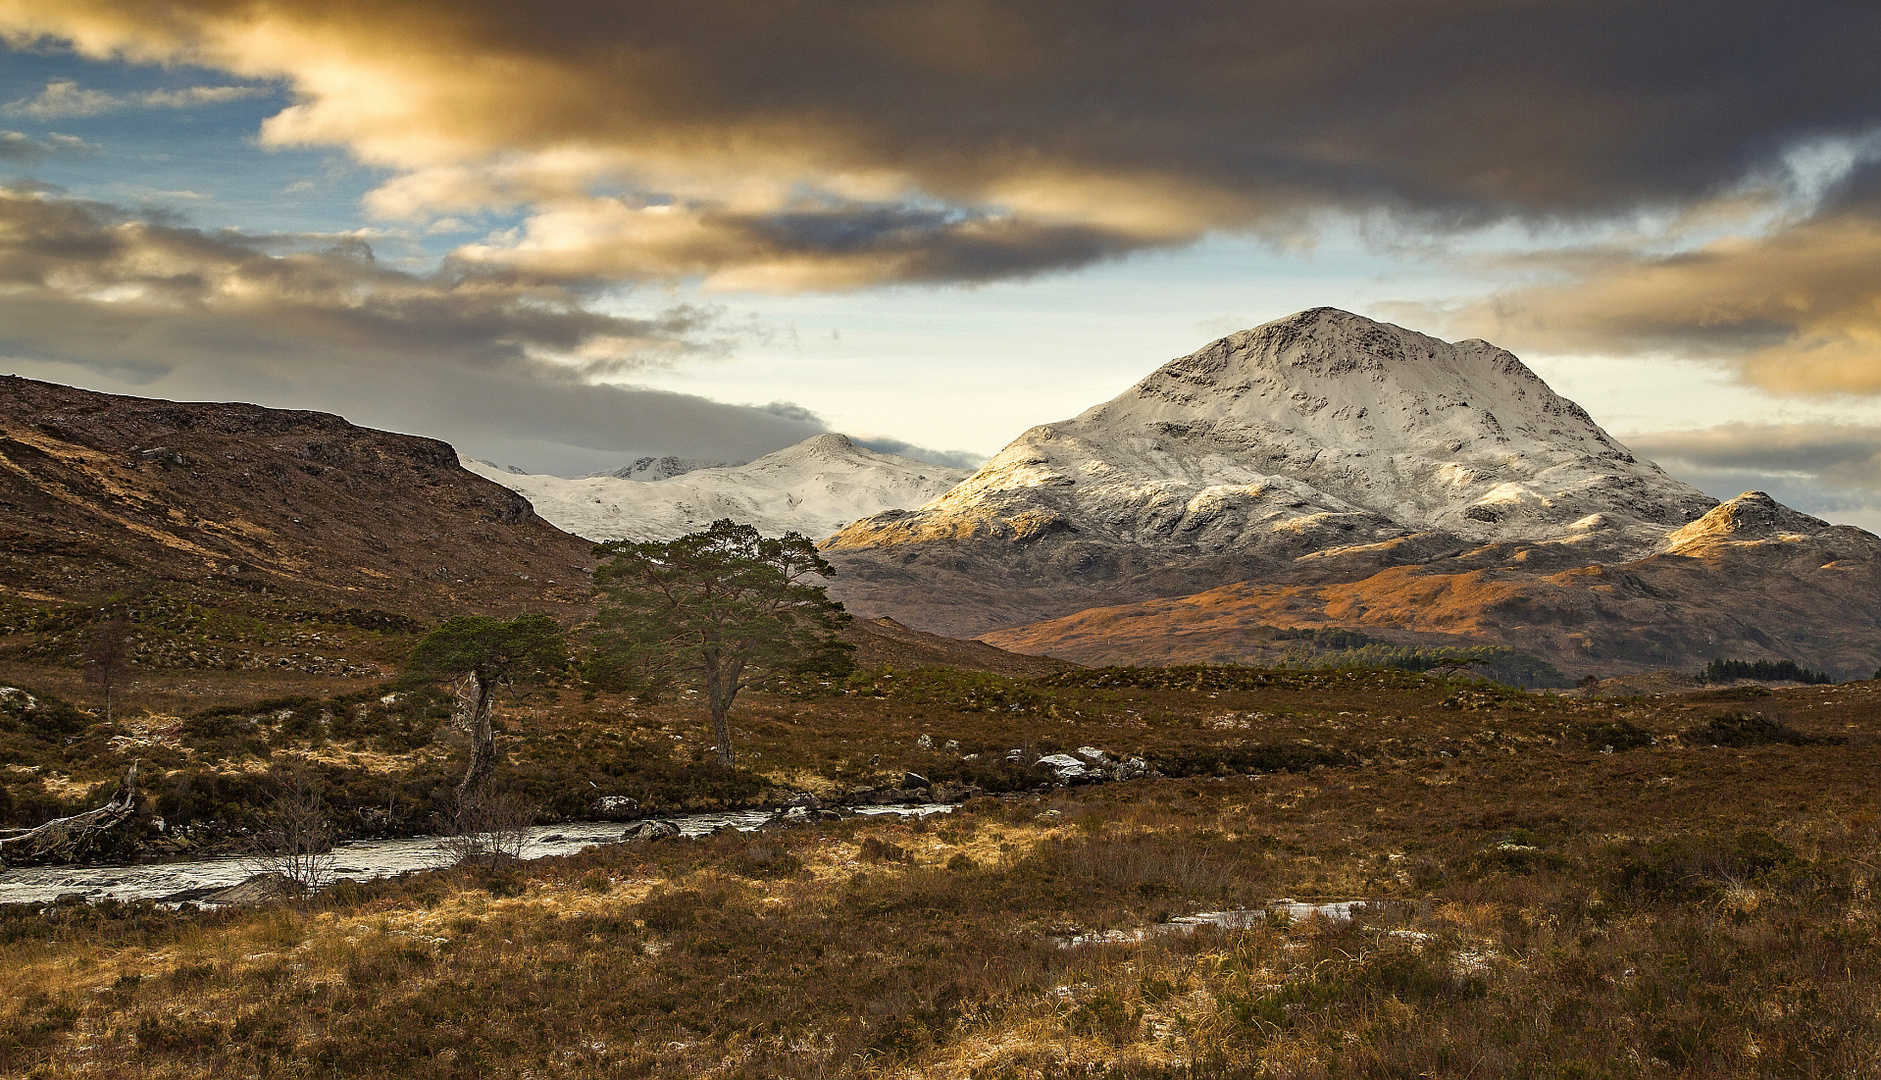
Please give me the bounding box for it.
[828,307,1717,563]
[590,455,731,481]
[462,434,968,542]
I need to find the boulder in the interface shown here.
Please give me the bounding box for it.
[200,873,293,907]
[621,819,681,841]
[928,781,985,804]
[1035,753,1096,784]
[759,807,811,830]
[902,771,931,790]
[593,796,640,821]
[1113,756,1156,781]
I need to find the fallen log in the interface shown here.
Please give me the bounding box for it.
[0,762,143,869]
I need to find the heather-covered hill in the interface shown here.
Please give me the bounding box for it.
[0,375,596,618]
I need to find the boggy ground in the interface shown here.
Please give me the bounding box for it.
[4,671,1881,1077]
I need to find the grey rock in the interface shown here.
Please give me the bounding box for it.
[621,819,681,842]
[594,795,640,820]
[928,781,984,804]
[1035,753,1095,784]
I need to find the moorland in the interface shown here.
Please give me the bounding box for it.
[5,617,1881,1077]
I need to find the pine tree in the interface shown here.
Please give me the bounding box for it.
[587,520,852,767]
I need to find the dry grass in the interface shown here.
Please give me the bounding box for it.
[8,660,1881,1076]
[8,717,1881,1077]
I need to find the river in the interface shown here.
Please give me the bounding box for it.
[0,804,954,907]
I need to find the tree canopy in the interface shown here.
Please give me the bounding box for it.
[407,613,567,797]
[588,519,852,766]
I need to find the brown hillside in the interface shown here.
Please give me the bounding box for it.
[843,616,1077,677]
[983,521,1881,681]
[0,375,594,617]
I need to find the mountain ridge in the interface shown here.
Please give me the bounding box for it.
[464,433,968,543]
[0,374,595,617]
[827,307,1716,565]
[819,310,1881,678]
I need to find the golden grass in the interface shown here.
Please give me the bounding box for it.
[9,738,1881,1078]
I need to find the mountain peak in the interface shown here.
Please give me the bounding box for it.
[1661,491,1832,555]
[830,308,1718,565]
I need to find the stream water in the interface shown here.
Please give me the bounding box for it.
[0,804,954,907]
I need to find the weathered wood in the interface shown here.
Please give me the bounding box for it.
[0,762,143,868]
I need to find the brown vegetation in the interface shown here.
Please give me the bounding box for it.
[5,697,1881,1076]
[0,375,593,617]
[2,650,1881,1074]
[981,536,1881,682]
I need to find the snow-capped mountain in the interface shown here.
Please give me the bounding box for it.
[820,309,1881,681]
[462,433,968,543]
[828,307,1716,564]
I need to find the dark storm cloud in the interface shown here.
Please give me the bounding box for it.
[6,1,1878,287]
[0,186,826,472]
[849,436,986,472]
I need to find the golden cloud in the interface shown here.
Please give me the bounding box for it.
[5,1,1879,290]
[1440,205,1881,395]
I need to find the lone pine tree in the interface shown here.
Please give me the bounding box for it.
[587,519,852,767]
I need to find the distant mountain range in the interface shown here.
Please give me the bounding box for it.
[462,434,967,543]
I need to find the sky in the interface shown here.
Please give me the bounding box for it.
[1,2,1880,530]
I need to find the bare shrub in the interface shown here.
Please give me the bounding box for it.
[441,787,538,865]
[244,771,336,893]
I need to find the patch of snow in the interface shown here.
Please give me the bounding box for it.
[463,433,969,542]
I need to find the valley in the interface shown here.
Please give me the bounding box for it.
[3,311,1880,1079]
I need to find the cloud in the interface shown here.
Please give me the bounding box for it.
[1427,171,1881,396]
[0,185,828,473]
[1628,423,1881,495]
[0,128,93,160]
[4,2,1878,290]
[750,401,823,425]
[1,77,269,119]
[1626,422,1881,532]
[849,435,987,472]
[448,197,1160,292]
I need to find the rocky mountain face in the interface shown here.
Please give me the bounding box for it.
[465,433,968,543]
[0,375,595,617]
[824,310,1881,679]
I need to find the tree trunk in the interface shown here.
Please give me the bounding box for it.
[0,762,141,868]
[703,654,744,767]
[456,674,499,799]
